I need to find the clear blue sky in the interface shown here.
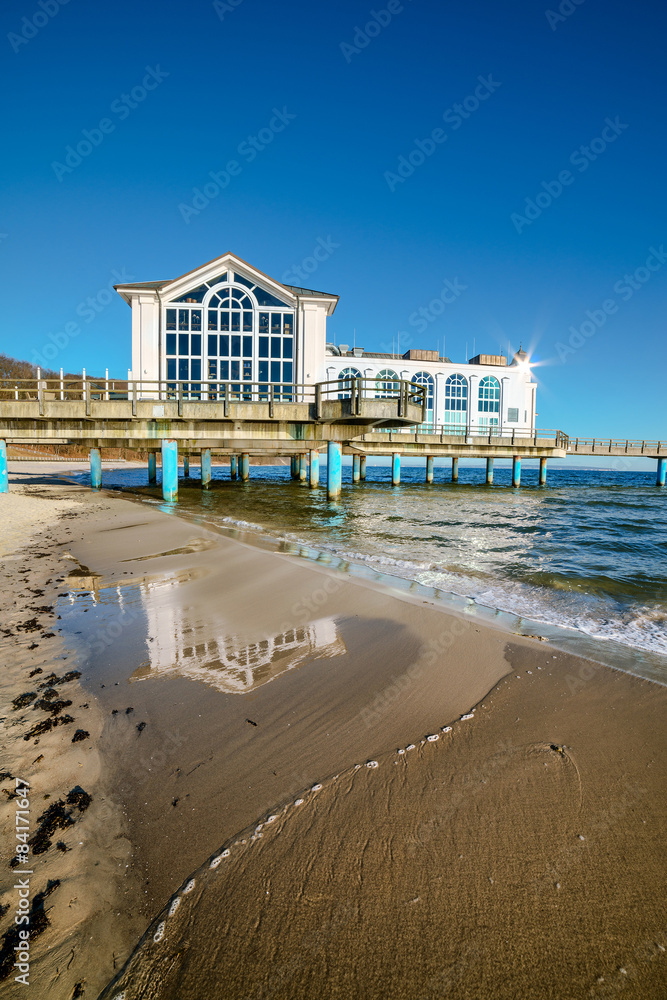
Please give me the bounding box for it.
[1,0,665,439]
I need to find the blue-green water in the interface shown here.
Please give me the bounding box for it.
[79,464,667,668]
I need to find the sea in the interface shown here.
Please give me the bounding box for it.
[73,462,667,684]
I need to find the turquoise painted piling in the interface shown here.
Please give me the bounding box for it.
[539,457,548,486]
[360,456,367,480]
[162,440,178,501]
[309,449,320,488]
[426,456,434,483]
[299,454,308,481]
[392,452,401,486]
[353,454,361,483]
[512,455,521,487]
[451,457,459,483]
[486,457,494,485]
[90,448,101,489]
[148,451,157,484]
[327,441,342,499]
[291,455,300,480]
[230,456,238,480]
[183,455,190,478]
[0,440,8,493]
[657,457,666,487]
[240,453,250,481]
[201,449,212,489]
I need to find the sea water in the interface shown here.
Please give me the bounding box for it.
[78,463,667,676]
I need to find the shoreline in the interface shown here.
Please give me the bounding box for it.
[1,465,665,998]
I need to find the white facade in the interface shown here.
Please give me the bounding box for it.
[116,251,536,433]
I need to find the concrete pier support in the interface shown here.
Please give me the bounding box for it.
[360,456,367,480]
[327,441,342,499]
[162,440,178,501]
[291,455,300,480]
[657,457,666,487]
[299,454,308,481]
[353,454,361,483]
[392,452,401,486]
[240,453,250,481]
[201,449,212,489]
[148,450,157,485]
[451,457,459,483]
[309,449,320,488]
[426,456,434,483]
[486,458,494,485]
[539,457,548,486]
[183,455,190,478]
[90,448,101,489]
[0,440,7,494]
[512,455,521,487]
[230,455,238,480]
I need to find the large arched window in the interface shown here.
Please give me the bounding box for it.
[444,374,467,429]
[164,272,294,399]
[478,375,500,430]
[338,367,362,399]
[413,371,434,428]
[375,368,399,397]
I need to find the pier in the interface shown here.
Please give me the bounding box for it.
[0,376,664,499]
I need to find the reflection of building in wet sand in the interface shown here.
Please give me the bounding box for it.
[133,598,346,693]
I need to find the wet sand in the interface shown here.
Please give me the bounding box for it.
[1,466,665,999]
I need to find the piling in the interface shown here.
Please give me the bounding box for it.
[309,449,320,488]
[161,440,178,501]
[486,457,494,485]
[299,454,308,481]
[90,448,101,489]
[230,456,238,480]
[148,450,157,484]
[426,456,434,483]
[360,456,367,480]
[327,441,342,499]
[201,448,212,489]
[512,455,521,488]
[183,455,190,478]
[290,455,300,480]
[392,452,401,486]
[539,457,547,486]
[0,440,8,493]
[451,457,459,483]
[353,454,361,483]
[240,453,250,481]
[657,457,666,487]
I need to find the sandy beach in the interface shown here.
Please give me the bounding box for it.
[1,465,665,999]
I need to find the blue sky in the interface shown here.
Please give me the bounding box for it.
[1,0,665,440]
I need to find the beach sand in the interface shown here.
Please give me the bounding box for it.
[1,466,665,999]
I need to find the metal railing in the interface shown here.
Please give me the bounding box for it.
[316,377,425,419]
[361,424,569,446]
[569,438,664,454]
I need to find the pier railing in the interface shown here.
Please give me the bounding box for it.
[362,425,570,447]
[568,438,665,455]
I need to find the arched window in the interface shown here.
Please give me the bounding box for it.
[338,367,362,399]
[478,375,500,430]
[375,368,399,397]
[164,273,295,400]
[444,374,467,429]
[413,371,434,427]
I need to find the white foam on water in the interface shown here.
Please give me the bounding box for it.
[183,879,196,894]
[460,713,474,721]
[153,921,165,943]
[168,897,181,916]
[426,734,439,742]
[441,726,452,733]
[366,760,379,768]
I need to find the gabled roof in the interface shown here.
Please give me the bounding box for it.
[114,251,338,314]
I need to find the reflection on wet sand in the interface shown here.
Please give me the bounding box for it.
[132,603,347,694]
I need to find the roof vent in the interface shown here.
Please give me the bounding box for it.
[338,344,350,354]
[352,347,364,357]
